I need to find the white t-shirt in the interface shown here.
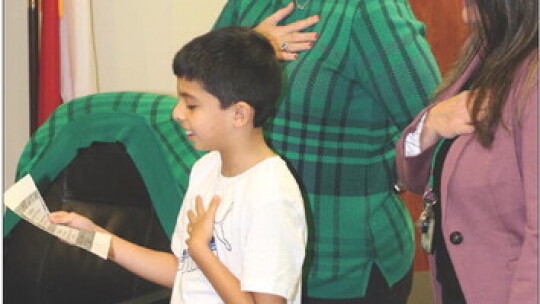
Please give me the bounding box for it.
[170,151,307,304]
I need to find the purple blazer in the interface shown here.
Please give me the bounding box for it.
[396,56,538,304]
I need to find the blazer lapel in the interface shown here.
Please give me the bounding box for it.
[438,55,481,100]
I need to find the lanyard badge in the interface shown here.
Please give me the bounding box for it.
[416,189,437,254]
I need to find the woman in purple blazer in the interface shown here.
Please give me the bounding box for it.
[395,0,537,304]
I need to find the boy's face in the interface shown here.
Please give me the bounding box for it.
[173,77,233,151]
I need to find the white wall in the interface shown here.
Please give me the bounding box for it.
[4,1,226,189]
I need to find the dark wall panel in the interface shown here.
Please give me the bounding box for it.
[409,0,469,74]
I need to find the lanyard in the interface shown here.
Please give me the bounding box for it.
[423,138,449,204]
[417,138,450,254]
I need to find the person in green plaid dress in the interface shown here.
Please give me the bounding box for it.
[213,0,441,303]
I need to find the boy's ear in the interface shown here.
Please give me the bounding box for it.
[231,101,254,127]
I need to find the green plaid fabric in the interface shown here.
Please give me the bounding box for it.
[5,92,204,237]
[214,0,441,297]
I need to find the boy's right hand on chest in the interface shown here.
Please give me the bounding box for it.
[48,211,100,232]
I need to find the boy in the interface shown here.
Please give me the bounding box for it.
[49,26,307,304]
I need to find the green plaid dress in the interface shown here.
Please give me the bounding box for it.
[214,0,441,298]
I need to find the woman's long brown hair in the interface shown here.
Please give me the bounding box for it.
[434,0,538,147]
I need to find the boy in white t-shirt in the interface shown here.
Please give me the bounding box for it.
[49,26,307,304]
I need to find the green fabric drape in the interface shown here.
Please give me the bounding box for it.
[5,92,204,238]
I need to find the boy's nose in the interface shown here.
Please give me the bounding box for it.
[172,103,185,122]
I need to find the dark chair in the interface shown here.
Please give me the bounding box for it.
[4,142,171,304]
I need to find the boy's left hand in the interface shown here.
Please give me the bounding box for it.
[49,211,101,232]
[186,195,221,251]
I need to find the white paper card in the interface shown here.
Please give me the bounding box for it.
[4,174,111,259]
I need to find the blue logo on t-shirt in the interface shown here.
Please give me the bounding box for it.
[179,237,218,273]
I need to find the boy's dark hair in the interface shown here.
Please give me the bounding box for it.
[173,26,283,127]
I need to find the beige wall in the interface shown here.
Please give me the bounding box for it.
[92,0,226,94]
[5,0,30,191]
[4,1,226,189]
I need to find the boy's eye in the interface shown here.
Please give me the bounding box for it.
[186,105,197,110]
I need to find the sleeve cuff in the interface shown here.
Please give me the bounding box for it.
[404,113,428,157]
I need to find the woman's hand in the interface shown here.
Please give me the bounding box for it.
[186,195,221,253]
[49,211,102,232]
[254,2,319,61]
[421,91,477,149]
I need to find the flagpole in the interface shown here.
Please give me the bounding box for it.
[29,0,39,135]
